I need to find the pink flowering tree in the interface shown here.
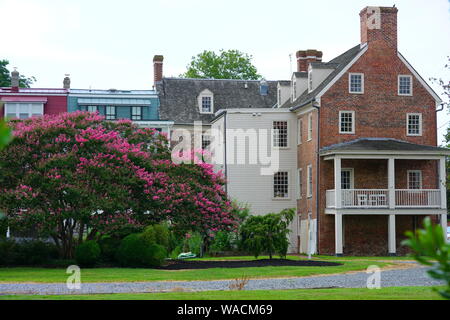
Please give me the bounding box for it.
[0,112,237,258]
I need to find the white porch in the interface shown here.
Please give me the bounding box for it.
[320,138,450,256]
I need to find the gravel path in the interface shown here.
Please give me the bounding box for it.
[0,264,445,295]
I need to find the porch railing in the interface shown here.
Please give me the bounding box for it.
[326,189,442,209]
[395,189,441,208]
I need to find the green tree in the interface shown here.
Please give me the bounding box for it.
[240,208,295,259]
[181,49,261,80]
[0,59,36,88]
[402,217,450,299]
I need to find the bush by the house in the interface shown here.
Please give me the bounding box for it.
[141,224,170,250]
[0,239,58,266]
[240,208,295,259]
[98,235,122,263]
[116,233,167,267]
[75,240,101,267]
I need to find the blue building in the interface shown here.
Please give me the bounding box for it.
[68,88,173,136]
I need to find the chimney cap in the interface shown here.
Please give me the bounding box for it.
[153,55,164,62]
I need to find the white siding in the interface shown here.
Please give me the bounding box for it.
[212,109,298,252]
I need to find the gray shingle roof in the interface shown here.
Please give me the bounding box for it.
[156,78,278,124]
[281,44,364,110]
[320,138,450,154]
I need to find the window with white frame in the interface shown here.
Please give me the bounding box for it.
[398,75,412,95]
[307,165,313,198]
[4,103,44,119]
[297,118,302,145]
[274,171,289,198]
[86,105,98,113]
[307,113,313,141]
[339,111,355,134]
[273,121,288,148]
[297,168,303,199]
[407,170,422,189]
[407,113,422,136]
[131,106,143,120]
[349,73,364,93]
[341,169,354,190]
[105,106,116,120]
[198,89,214,114]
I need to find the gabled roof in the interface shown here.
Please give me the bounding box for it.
[156,78,279,124]
[283,44,365,110]
[320,138,450,155]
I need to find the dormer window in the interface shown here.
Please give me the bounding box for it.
[349,73,364,94]
[198,89,214,114]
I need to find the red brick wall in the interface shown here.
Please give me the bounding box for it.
[297,109,319,223]
[314,25,438,255]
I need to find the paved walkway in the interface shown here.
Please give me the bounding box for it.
[0,263,444,295]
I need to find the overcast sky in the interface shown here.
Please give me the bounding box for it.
[1,0,449,142]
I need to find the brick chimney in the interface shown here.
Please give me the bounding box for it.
[360,6,398,49]
[63,74,71,89]
[153,55,163,84]
[296,49,323,72]
[11,68,19,92]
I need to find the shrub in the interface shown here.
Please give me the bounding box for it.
[75,240,101,267]
[0,239,17,266]
[186,232,203,256]
[98,236,122,263]
[116,233,167,267]
[141,224,170,250]
[240,208,295,259]
[0,239,58,266]
[15,240,58,265]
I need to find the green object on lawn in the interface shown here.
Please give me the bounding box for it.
[177,252,196,259]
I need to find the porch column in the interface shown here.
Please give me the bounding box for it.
[439,156,447,210]
[335,213,343,256]
[388,214,396,255]
[439,156,447,242]
[388,157,395,209]
[334,157,341,209]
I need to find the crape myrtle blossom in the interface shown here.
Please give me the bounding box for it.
[0,112,237,258]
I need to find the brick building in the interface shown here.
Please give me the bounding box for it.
[282,6,449,255]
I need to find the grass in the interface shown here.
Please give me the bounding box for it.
[0,256,392,283]
[0,286,444,300]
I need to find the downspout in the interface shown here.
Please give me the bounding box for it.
[312,99,320,254]
[435,102,446,227]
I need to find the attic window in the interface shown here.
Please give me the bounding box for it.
[198,89,214,114]
[349,73,364,94]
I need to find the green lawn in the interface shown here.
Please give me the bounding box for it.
[0,257,391,283]
[0,286,443,300]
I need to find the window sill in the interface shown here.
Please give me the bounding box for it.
[339,132,355,135]
[407,134,422,137]
[349,91,364,94]
[398,93,413,97]
[272,197,291,201]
